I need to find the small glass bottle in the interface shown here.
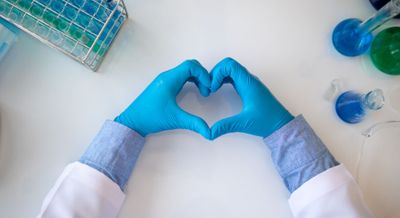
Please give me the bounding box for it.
[335,89,385,124]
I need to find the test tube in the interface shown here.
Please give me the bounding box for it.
[17,0,32,10]
[50,0,65,13]
[63,5,78,20]
[54,17,70,32]
[37,0,51,5]
[0,1,12,16]
[22,14,37,31]
[29,3,45,18]
[70,0,85,8]
[88,19,102,34]
[81,31,95,47]
[76,11,90,27]
[43,9,57,26]
[9,7,24,24]
[332,0,400,57]
[69,24,84,40]
[95,5,110,21]
[83,0,98,16]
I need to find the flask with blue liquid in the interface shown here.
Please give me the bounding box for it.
[332,0,400,56]
[335,89,385,124]
[0,18,19,62]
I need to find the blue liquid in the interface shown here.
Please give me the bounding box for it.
[64,5,78,20]
[37,0,51,5]
[83,0,98,15]
[71,0,85,8]
[335,91,366,124]
[95,6,110,21]
[76,11,90,27]
[332,18,373,57]
[88,19,102,34]
[50,0,65,13]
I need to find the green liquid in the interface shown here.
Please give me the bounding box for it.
[81,33,95,47]
[17,0,31,10]
[0,2,11,15]
[43,10,56,25]
[69,25,83,40]
[370,27,400,75]
[30,4,44,17]
[54,17,69,32]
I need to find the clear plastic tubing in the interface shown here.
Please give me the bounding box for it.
[362,120,400,137]
[332,0,400,57]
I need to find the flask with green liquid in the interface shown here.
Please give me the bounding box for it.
[370,27,400,75]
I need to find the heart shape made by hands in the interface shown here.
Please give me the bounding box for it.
[177,83,243,131]
[174,57,294,140]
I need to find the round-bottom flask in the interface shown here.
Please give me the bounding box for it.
[370,27,400,75]
[335,89,385,124]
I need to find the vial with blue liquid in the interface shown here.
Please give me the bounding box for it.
[335,89,385,124]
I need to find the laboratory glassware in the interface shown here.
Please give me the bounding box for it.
[370,0,400,18]
[0,0,128,71]
[324,79,346,101]
[0,18,18,62]
[335,89,385,124]
[362,120,400,137]
[332,0,400,57]
[355,120,400,218]
[370,27,400,75]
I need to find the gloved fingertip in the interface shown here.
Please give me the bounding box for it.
[210,80,221,93]
[199,85,211,97]
[196,122,211,140]
[210,124,223,140]
[201,130,212,140]
[190,59,202,66]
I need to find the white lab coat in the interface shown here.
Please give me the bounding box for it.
[38,162,373,218]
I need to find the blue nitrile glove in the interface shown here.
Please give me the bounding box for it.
[210,58,294,139]
[115,60,212,139]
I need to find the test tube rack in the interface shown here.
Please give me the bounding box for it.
[0,0,128,71]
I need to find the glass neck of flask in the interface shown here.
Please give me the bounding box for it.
[362,89,385,111]
[358,0,400,34]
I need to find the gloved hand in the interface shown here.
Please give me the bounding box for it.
[210,58,294,139]
[115,60,211,139]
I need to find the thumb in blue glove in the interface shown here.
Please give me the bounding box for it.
[115,60,211,139]
[210,57,294,139]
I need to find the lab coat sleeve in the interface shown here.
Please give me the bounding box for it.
[264,115,374,218]
[288,164,373,218]
[38,120,145,218]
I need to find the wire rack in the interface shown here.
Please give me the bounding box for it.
[0,0,128,71]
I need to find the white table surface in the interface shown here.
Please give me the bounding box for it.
[1,0,400,217]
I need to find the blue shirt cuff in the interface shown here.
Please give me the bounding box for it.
[80,120,145,191]
[264,115,339,193]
